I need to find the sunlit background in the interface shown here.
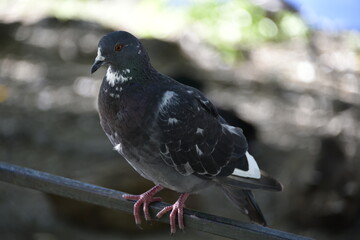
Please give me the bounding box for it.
[1,0,359,240]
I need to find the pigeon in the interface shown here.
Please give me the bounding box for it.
[91,31,283,234]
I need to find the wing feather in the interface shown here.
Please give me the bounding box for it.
[156,86,248,178]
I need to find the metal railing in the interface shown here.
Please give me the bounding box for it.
[0,162,312,240]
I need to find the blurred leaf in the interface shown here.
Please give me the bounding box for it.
[139,0,309,64]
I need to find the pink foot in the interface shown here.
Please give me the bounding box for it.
[156,193,190,234]
[122,184,164,227]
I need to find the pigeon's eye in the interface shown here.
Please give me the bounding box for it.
[114,43,124,52]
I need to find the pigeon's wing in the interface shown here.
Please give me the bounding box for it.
[156,88,248,177]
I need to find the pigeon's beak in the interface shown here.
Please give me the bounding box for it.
[91,60,104,74]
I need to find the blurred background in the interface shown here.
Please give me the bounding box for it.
[0,0,359,239]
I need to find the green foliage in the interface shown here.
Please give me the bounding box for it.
[140,0,309,63]
[3,0,309,64]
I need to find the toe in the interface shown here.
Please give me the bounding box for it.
[122,194,139,200]
[143,201,152,221]
[177,208,184,230]
[169,208,177,234]
[156,205,172,219]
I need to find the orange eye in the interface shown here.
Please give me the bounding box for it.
[114,43,124,51]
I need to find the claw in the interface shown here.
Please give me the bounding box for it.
[156,193,189,234]
[123,185,164,227]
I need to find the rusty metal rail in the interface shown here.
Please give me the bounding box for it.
[0,162,312,240]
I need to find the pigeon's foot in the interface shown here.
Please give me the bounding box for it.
[123,184,164,226]
[156,193,190,234]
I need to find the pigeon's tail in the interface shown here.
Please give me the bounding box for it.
[221,170,283,192]
[218,170,283,226]
[222,185,267,226]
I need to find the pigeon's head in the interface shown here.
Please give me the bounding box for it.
[91,31,150,74]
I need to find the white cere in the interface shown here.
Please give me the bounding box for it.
[95,47,105,61]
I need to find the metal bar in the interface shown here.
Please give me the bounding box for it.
[0,162,312,240]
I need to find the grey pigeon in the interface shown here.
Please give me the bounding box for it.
[91,31,283,234]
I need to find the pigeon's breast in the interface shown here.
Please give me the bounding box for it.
[98,84,158,144]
